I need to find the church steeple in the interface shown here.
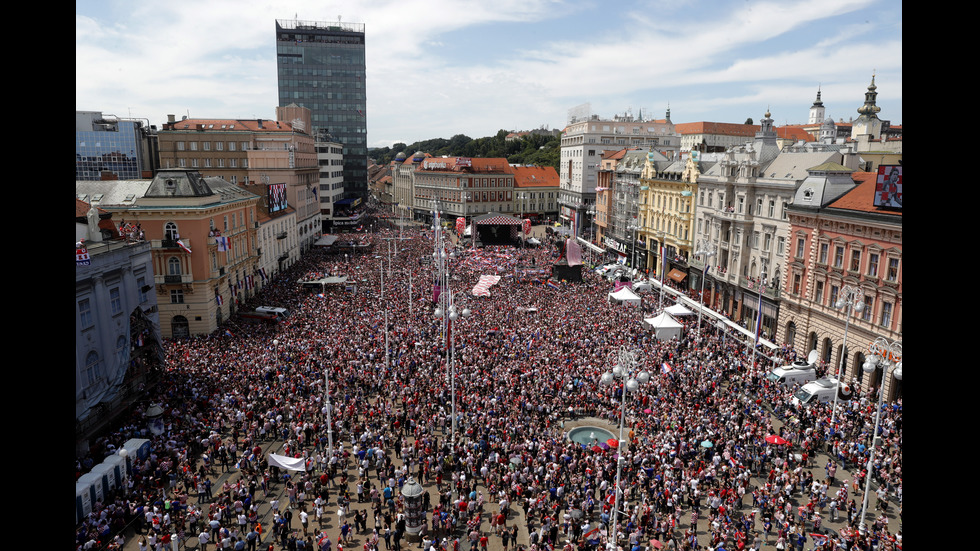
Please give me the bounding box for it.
[857,74,881,119]
[808,86,825,125]
[851,73,883,141]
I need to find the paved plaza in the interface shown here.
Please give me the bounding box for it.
[77,217,901,551]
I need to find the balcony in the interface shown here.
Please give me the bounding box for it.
[740,275,781,299]
[155,238,192,251]
[276,231,288,240]
[157,273,191,285]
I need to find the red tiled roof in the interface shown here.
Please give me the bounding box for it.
[167,119,296,132]
[776,127,814,141]
[416,157,511,173]
[511,166,558,188]
[674,122,758,136]
[828,172,902,217]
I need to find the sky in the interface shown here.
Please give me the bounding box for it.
[76,0,902,149]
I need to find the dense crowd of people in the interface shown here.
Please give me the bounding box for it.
[76,215,901,551]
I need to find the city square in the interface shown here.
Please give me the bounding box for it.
[75,215,901,551]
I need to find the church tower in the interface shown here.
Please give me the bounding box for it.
[808,87,826,125]
[851,74,883,140]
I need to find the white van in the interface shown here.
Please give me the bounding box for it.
[767,361,817,388]
[255,306,289,320]
[792,377,853,407]
[766,351,818,388]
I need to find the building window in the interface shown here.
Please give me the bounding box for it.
[886,257,899,281]
[137,276,148,303]
[814,281,824,304]
[177,141,185,151]
[84,351,102,388]
[205,158,212,168]
[171,289,185,304]
[79,298,93,329]
[880,301,893,327]
[768,200,775,217]
[849,250,861,272]
[229,142,236,151]
[110,287,122,316]
[165,222,179,241]
[867,252,879,277]
[819,243,829,265]
[216,141,224,151]
[191,159,199,168]
[178,158,187,168]
[778,236,785,256]
[168,257,182,276]
[203,141,211,151]
[861,295,873,321]
[834,246,844,269]
[829,285,839,307]
[189,142,198,151]
[792,273,801,295]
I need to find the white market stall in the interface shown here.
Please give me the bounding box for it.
[642,313,684,340]
[607,287,641,306]
[665,304,695,317]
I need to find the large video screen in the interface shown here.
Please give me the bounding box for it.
[873,165,902,209]
[268,183,288,213]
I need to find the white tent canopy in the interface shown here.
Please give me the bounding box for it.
[608,287,641,306]
[665,304,695,317]
[642,313,684,340]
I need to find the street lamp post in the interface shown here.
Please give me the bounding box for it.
[858,337,903,534]
[832,285,864,428]
[599,347,650,551]
[431,207,473,503]
[656,231,667,311]
[747,269,768,368]
[694,239,716,345]
[588,205,597,267]
[627,219,640,274]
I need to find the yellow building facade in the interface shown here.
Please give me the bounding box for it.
[639,153,699,283]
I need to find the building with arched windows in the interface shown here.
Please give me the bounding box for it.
[778,168,902,401]
[77,170,261,338]
[75,199,162,439]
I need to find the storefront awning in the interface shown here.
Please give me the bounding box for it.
[667,268,688,283]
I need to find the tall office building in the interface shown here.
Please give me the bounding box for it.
[276,19,367,200]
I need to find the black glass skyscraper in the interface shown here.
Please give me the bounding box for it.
[276,19,367,199]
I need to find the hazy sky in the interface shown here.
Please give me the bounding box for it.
[76,0,902,148]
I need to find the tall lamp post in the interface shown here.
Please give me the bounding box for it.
[656,231,667,311]
[626,219,640,273]
[588,205,597,267]
[599,347,649,551]
[432,214,473,503]
[747,268,768,368]
[858,337,902,534]
[831,285,864,428]
[694,239,716,344]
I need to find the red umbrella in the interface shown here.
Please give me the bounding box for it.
[591,445,604,453]
[607,438,619,448]
[765,435,789,445]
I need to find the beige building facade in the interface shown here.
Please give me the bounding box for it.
[77,170,261,338]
